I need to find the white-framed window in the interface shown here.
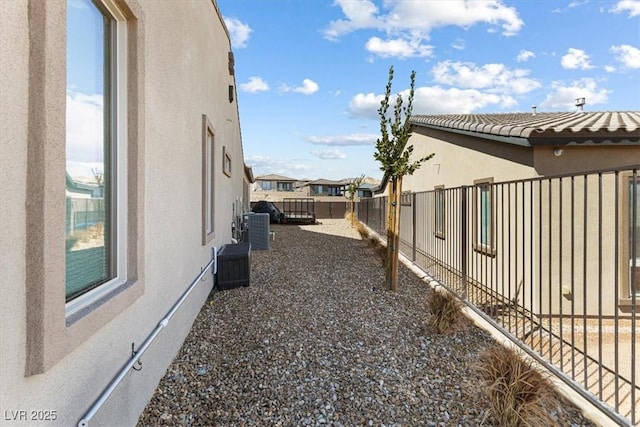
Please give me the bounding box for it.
[473,178,496,256]
[434,186,445,239]
[65,0,128,315]
[261,181,272,191]
[202,115,215,244]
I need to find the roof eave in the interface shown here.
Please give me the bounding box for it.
[415,123,531,147]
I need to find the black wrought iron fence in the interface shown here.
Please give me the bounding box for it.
[358,166,638,426]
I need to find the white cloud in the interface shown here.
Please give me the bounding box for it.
[348,85,516,118]
[605,65,617,72]
[324,0,523,59]
[240,76,269,93]
[66,92,104,167]
[451,39,466,50]
[610,0,640,17]
[568,0,589,8]
[280,79,319,95]
[539,78,610,110]
[306,133,378,146]
[348,93,385,119]
[349,59,541,118]
[516,50,535,62]
[552,0,588,13]
[223,17,252,49]
[611,44,640,68]
[365,37,433,59]
[245,155,311,178]
[561,48,593,70]
[413,86,516,114]
[431,61,541,94]
[311,149,347,160]
[294,79,319,95]
[323,0,381,40]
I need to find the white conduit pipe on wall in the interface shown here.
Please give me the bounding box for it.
[78,247,217,427]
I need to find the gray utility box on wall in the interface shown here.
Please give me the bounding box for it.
[243,212,270,250]
[216,243,251,291]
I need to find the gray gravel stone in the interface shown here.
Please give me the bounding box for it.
[138,219,596,427]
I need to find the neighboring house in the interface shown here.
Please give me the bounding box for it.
[66,173,100,198]
[376,111,639,318]
[1,1,246,426]
[254,174,299,192]
[356,182,377,198]
[307,179,346,197]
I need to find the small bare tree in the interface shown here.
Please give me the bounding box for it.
[374,66,433,291]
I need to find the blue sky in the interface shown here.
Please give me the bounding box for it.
[67,0,106,181]
[218,0,640,182]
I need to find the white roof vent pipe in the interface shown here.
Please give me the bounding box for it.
[532,105,537,116]
[575,97,586,113]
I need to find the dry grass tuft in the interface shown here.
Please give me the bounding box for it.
[477,345,556,427]
[344,211,356,223]
[427,289,463,333]
[368,236,387,265]
[355,221,370,239]
[67,223,105,251]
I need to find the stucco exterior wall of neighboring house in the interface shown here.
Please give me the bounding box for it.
[377,115,639,319]
[400,127,538,192]
[0,1,244,425]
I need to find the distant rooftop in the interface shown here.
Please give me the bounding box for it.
[411,111,640,146]
[255,174,298,182]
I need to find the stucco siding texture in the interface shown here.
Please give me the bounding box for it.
[1,1,243,426]
[0,0,30,405]
[401,128,538,193]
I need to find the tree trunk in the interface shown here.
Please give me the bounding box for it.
[385,178,402,291]
[350,198,355,226]
[391,177,402,291]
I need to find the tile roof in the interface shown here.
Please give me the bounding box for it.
[411,112,640,145]
[307,179,345,186]
[255,174,298,181]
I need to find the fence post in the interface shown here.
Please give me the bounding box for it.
[461,186,468,299]
[412,193,417,262]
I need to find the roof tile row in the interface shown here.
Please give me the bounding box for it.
[411,112,640,141]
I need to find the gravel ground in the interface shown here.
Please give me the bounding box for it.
[138,219,596,427]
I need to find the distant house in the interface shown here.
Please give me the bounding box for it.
[307,179,346,197]
[376,111,640,317]
[356,182,377,198]
[254,174,299,192]
[1,1,247,425]
[66,173,100,198]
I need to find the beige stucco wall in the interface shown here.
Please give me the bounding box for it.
[533,145,640,176]
[400,127,538,193]
[0,1,244,425]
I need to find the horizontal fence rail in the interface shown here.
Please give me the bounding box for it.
[358,166,638,426]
